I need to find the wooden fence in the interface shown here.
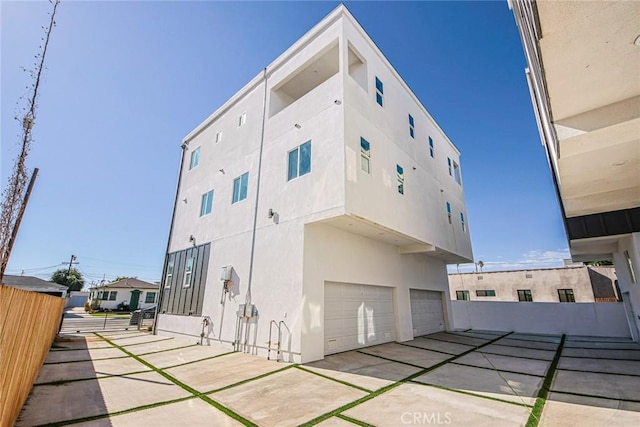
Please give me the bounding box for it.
[0,286,65,427]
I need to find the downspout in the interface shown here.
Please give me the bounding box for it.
[153,142,188,334]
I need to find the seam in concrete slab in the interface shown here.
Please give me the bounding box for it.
[354,350,427,370]
[300,332,514,426]
[566,338,636,344]
[395,341,457,356]
[557,367,640,378]
[414,335,481,347]
[549,389,640,404]
[486,342,559,352]
[477,350,554,362]
[408,380,533,408]
[502,337,562,344]
[556,355,640,362]
[95,333,257,426]
[525,334,566,427]
[335,413,376,426]
[563,345,640,351]
[136,343,199,356]
[36,396,197,426]
[295,365,374,393]
[115,337,175,347]
[43,355,130,365]
[204,364,296,395]
[34,369,154,386]
[160,350,237,370]
[449,361,546,378]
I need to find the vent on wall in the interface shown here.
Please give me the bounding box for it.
[477,276,483,280]
[526,274,533,279]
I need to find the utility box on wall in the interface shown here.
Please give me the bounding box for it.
[221,265,232,281]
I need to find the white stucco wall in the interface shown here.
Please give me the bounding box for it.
[452,300,631,338]
[613,232,640,341]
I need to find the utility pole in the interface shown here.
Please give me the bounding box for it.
[66,254,78,276]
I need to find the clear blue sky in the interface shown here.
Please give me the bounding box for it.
[1,1,568,285]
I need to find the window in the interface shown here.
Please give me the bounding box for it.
[558,289,575,302]
[109,291,117,301]
[200,190,214,216]
[100,291,108,300]
[456,290,470,300]
[375,76,384,106]
[396,164,404,195]
[145,292,157,304]
[164,261,174,289]
[360,137,371,173]
[232,173,248,203]
[408,114,415,138]
[429,137,434,157]
[476,290,496,297]
[518,290,533,302]
[625,251,637,283]
[460,212,466,232]
[453,160,461,184]
[238,112,246,127]
[447,157,452,176]
[288,141,311,181]
[446,202,452,224]
[189,147,200,170]
[215,131,222,143]
[184,258,194,288]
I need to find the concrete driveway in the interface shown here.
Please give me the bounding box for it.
[17,330,640,426]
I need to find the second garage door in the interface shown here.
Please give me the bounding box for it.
[325,282,395,355]
[410,289,445,337]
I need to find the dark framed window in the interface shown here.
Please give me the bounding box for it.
[518,289,533,302]
[145,292,157,304]
[456,290,470,300]
[558,289,575,302]
[476,290,496,297]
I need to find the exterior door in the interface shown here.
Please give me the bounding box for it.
[129,290,141,311]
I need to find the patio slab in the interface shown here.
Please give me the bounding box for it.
[166,352,285,392]
[212,367,366,427]
[17,371,190,426]
[96,331,148,340]
[141,343,233,368]
[358,342,451,368]
[316,417,358,426]
[541,392,640,426]
[480,344,556,361]
[427,332,490,346]
[492,337,559,351]
[552,370,640,401]
[564,340,640,350]
[35,357,150,384]
[343,382,530,426]
[125,339,196,356]
[454,352,549,377]
[107,334,171,346]
[558,356,640,376]
[414,363,541,405]
[508,333,561,343]
[561,347,640,360]
[52,335,114,350]
[303,351,421,391]
[404,337,473,355]
[44,346,126,364]
[450,331,505,340]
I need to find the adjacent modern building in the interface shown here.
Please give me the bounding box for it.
[509,0,640,340]
[155,5,472,363]
[89,278,159,311]
[2,274,68,298]
[449,265,619,303]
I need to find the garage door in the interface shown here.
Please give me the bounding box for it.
[410,289,445,337]
[325,282,395,355]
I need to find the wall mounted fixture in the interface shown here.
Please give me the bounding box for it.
[334,100,342,105]
[294,123,301,129]
[268,208,275,218]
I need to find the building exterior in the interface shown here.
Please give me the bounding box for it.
[1,275,68,298]
[89,278,158,311]
[509,0,640,340]
[155,5,472,363]
[449,266,619,303]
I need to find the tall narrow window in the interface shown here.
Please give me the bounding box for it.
[446,202,452,224]
[375,77,384,107]
[453,160,461,184]
[447,157,452,176]
[215,131,223,143]
[360,137,371,173]
[189,147,200,170]
[200,190,214,216]
[625,251,637,283]
[232,173,248,203]
[396,164,404,195]
[518,290,533,302]
[460,212,466,232]
[145,292,157,304]
[184,258,194,288]
[238,112,246,127]
[408,114,415,138]
[164,261,174,289]
[429,137,434,158]
[109,291,117,301]
[558,289,575,302]
[288,141,312,180]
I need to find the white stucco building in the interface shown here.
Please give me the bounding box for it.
[510,0,640,341]
[155,5,473,363]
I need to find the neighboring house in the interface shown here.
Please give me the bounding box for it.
[89,278,158,311]
[1,274,68,297]
[449,266,619,303]
[156,5,473,363]
[66,291,90,308]
[509,0,640,341]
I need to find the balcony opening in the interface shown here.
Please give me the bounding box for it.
[348,42,367,92]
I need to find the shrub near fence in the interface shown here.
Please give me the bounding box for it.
[0,286,65,427]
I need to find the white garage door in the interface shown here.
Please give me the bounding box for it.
[325,282,395,355]
[410,289,445,337]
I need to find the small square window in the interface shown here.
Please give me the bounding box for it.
[456,290,470,300]
[288,141,312,181]
[189,147,200,170]
[396,164,404,195]
[518,290,533,302]
[215,131,223,143]
[184,258,194,288]
[558,289,575,302]
[238,112,246,127]
[429,137,434,158]
[200,190,214,216]
[360,137,371,174]
[232,173,248,203]
[375,77,384,107]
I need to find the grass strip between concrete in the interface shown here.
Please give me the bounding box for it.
[556,367,640,378]
[95,332,258,426]
[300,331,514,426]
[161,350,237,370]
[525,334,566,427]
[204,364,295,395]
[43,355,130,365]
[409,380,533,408]
[295,365,373,393]
[395,341,457,356]
[35,369,153,386]
[336,413,376,426]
